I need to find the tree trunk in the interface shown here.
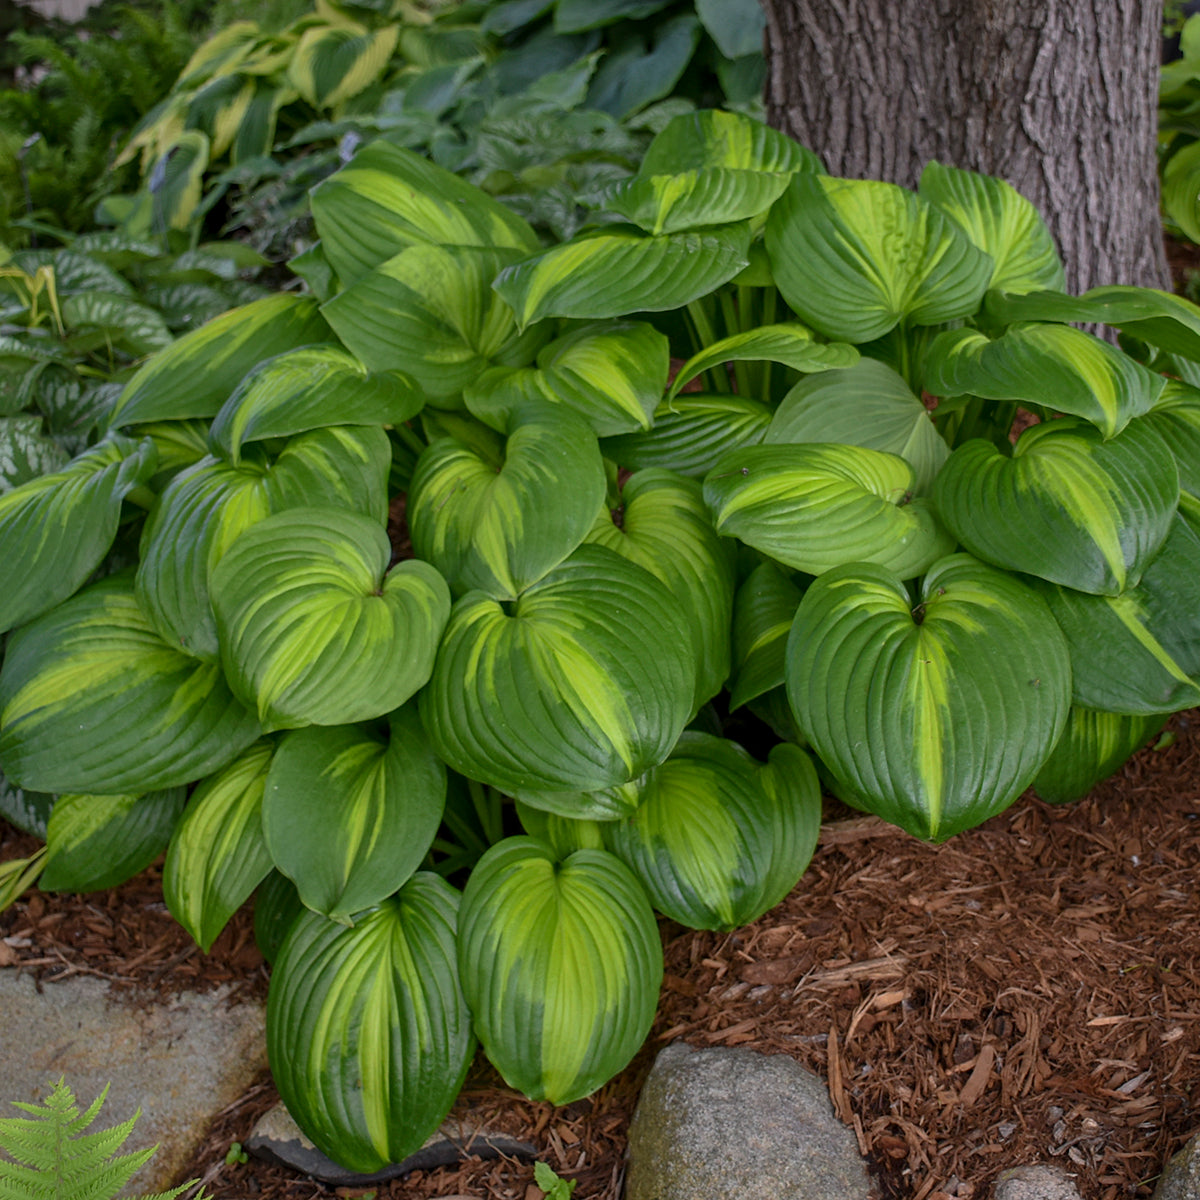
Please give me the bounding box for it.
[762,0,1170,293]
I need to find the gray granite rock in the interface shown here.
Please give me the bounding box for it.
[625,1042,872,1200]
[245,1100,538,1185]
[0,969,265,1191]
[1153,1133,1200,1200]
[992,1164,1083,1199]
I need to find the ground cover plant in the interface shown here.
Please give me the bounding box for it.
[4,108,1200,1171]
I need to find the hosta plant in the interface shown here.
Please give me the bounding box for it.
[3,108,1200,1171]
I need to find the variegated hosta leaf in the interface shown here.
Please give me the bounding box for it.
[420,544,694,793]
[0,573,260,794]
[764,175,993,342]
[267,876,474,1172]
[209,344,424,463]
[137,427,391,660]
[600,169,795,236]
[728,560,803,711]
[0,435,156,635]
[163,741,274,951]
[601,393,770,478]
[756,742,822,911]
[40,787,187,893]
[1032,707,1166,806]
[704,443,955,579]
[212,508,451,730]
[666,324,859,402]
[515,800,607,857]
[311,139,540,287]
[465,320,669,437]
[1145,380,1200,496]
[510,779,643,823]
[640,108,823,176]
[934,417,1179,595]
[253,869,304,966]
[766,359,949,494]
[147,131,209,233]
[262,709,446,923]
[457,838,661,1104]
[110,295,332,427]
[492,222,753,329]
[787,555,1072,841]
[1031,507,1200,714]
[287,23,399,109]
[409,404,605,600]
[924,325,1165,440]
[606,733,818,929]
[134,419,211,480]
[587,468,735,709]
[322,243,547,403]
[917,161,1066,294]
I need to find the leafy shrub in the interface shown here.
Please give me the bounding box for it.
[4,109,1200,1169]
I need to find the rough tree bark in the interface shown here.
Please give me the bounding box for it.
[761,0,1170,293]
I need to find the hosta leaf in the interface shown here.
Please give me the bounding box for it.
[253,870,304,966]
[640,108,821,176]
[510,779,642,823]
[1145,380,1200,496]
[288,23,399,109]
[515,800,607,856]
[493,222,752,329]
[0,573,260,794]
[0,772,54,838]
[587,468,735,709]
[764,175,992,342]
[934,418,1178,595]
[600,168,795,235]
[267,877,474,1173]
[59,292,174,356]
[601,393,770,478]
[40,787,187,893]
[147,131,210,233]
[728,560,803,711]
[311,139,539,287]
[421,544,694,793]
[465,320,668,437]
[212,508,451,730]
[163,741,275,951]
[766,359,949,494]
[755,742,822,911]
[209,345,424,462]
[1164,137,1200,245]
[457,838,661,1104]
[137,427,391,660]
[1032,707,1166,805]
[0,435,156,635]
[110,295,332,427]
[925,325,1164,439]
[917,161,1065,294]
[667,324,858,402]
[704,443,954,578]
[134,419,212,479]
[0,416,69,491]
[262,711,446,923]
[585,14,701,118]
[787,555,1071,841]
[322,243,547,402]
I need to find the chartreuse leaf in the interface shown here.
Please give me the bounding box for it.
[409,405,605,599]
[465,320,668,437]
[421,544,694,793]
[40,787,187,893]
[137,427,391,660]
[917,161,1065,293]
[163,741,274,952]
[322,244,547,403]
[288,22,399,109]
[764,175,992,342]
[924,325,1165,439]
[728,560,803,711]
[212,508,451,730]
[263,710,446,923]
[601,393,770,478]
[1032,707,1166,805]
[0,435,156,635]
[311,139,539,287]
[1145,380,1200,496]
[267,876,474,1173]
[110,295,332,426]
[766,359,949,494]
[934,418,1179,595]
[756,742,822,910]
[641,108,819,175]
[515,800,607,857]
[666,325,858,402]
[209,345,424,462]
[0,573,260,795]
[704,443,954,579]
[787,555,1071,841]
[587,468,735,709]
[457,838,661,1104]
[493,222,752,329]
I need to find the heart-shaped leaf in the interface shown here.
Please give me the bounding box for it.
[1032,707,1166,805]
[287,22,399,109]
[600,169,795,235]
[514,801,607,857]
[728,560,803,711]
[640,109,821,176]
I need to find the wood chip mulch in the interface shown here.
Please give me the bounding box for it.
[4,713,1200,1200]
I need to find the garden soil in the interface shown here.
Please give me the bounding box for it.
[3,709,1200,1200]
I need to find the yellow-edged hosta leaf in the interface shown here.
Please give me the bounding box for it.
[147,131,210,232]
[184,73,256,160]
[728,560,802,711]
[288,23,400,109]
[640,108,822,176]
[1145,379,1200,496]
[1032,707,1166,805]
[176,21,263,89]
[600,168,796,235]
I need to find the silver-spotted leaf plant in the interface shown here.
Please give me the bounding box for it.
[2,110,1200,1173]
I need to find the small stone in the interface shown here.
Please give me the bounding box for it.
[997,1123,1018,1141]
[1152,1131,1200,1199]
[625,1042,872,1200]
[992,1163,1083,1200]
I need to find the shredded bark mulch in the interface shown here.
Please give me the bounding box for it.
[3,712,1200,1200]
